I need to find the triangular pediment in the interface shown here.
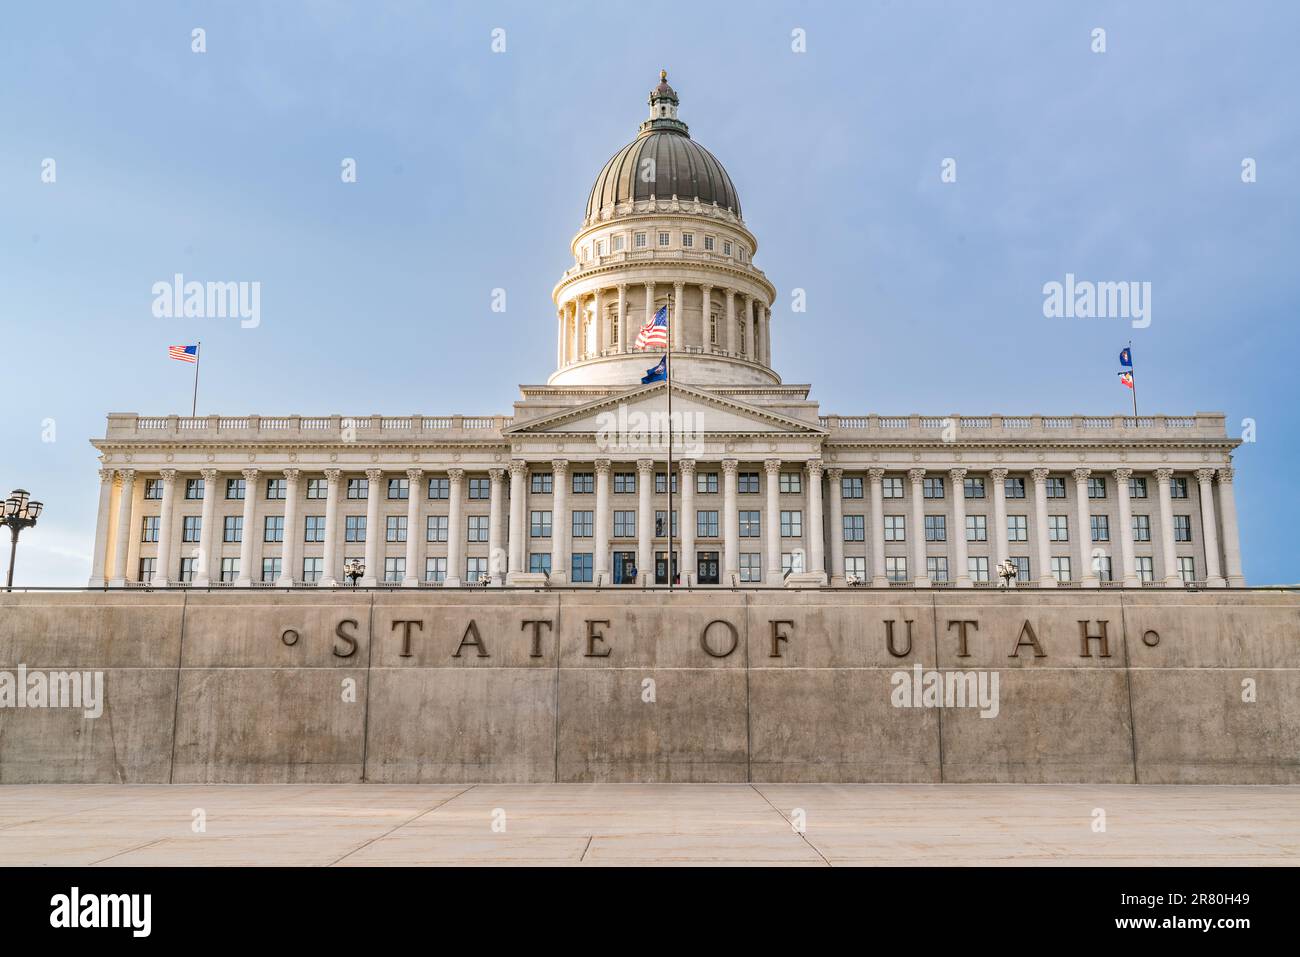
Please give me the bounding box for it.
[506,382,825,436]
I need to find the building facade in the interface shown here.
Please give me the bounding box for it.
[88,74,1245,590]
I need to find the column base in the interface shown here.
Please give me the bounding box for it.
[317,577,337,588]
[1038,576,1057,589]
[401,576,420,588]
[194,577,211,588]
[1081,576,1100,588]
[507,572,550,587]
[785,571,828,587]
[88,577,105,588]
[359,576,378,587]
[1226,575,1246,587]
[1163,575,1182,587]
[108,578,126,588]
[871,575,889,588]
[235,577,252,588]
[955,575,973,588]
[912,576,931,588]
[829,574,845,587]
[1205,576,1227,588]
[442,577,462,588]
[274,576,295,588]
[1123,576,1141,588]
[548,570,568,586]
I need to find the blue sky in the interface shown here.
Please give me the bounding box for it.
[2,1,1297,585]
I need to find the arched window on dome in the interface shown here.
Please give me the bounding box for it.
[709,310,718,347]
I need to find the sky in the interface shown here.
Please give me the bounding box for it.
[1,0,1297,586]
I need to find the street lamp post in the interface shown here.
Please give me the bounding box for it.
[3,489,43,591]
[344,558,365,588]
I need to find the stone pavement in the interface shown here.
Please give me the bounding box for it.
[0,784,1296,866]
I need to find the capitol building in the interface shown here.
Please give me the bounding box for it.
[89,73,1245,591]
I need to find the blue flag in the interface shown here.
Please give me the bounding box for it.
[641,355,666,383]
[1119,347,1133,367]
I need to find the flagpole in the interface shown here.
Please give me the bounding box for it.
[666,296,674,592]
[191,340,202,417]
[1128,339,1137,418]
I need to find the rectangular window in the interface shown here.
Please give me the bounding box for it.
[571,472,594,494]
[174,557,195,583]
[384,557,406,583]
[345,515,366,543]
[882,476,904,498]
[1043,476,1065,498]
[723,240,733,256]
[1129,477,1147,499]
[782,552,805,575]
[739,553,761,583]
[1088,477,1107,499]
[347,478,368,500]
[923,477,945,499]
[658,231,670,246]
[1095,556,1113,582]
[428,477,449,499]
[572,510,593,538]
[467,515,489,542]
[425,557,447,583]
[225,478,245,500]
[884,515,905,542]
[614,510,636,537]
[1170,477,1188,499]
[220,558,239,583]
[385,516,407,543]
[1136,556,1154,582]
[780,510,802,537]
[964,477,985,499]
[1178,556,1196,582]
[927,557,949,583]
[266,478,285,500]
[634,232,647,248]
[845,556,866,580]
[426,515,448,542]
[530,473,553,495]
[262,515,283,543]
[1048,515,1069,542]
[696,472,719,494]
[1173,515,1192,542]
[968,556,990,583]
[306,478,327,499]
[654,510,678,538]
[738,472,760,494]
[842,515,865,541]
[613,234,625,252]
[704,236,715,251]
[1011,556,1031,583]
[143,479,163,500]
[140,516,160,542]
[841,476,864,499]
[465,558,487,584]
[304,515,326,543]
[614,472,636,494]
[1004,477,1026,499]
[779,472,802,494]
[1090,515,1110,542]
[739,510,761,538]
[571,553,593,583]
[301,557,322,583]
[697,510,719,538]
[223,515,242,543]
[185,478,205,500]
[1007,515,1028,542]
[468,478,490,500]
[965,514,987,542]
[1051,556,1072,583]
[531,510,552,538]
[924,515,946,542]
[182,515,202,543]
[387,478,409,500]
[654,472,679,494]
[1132,515,1151,542]
[682,232,694,248]
[260,558,280,583]
[885,556,908,583]
[529,553,552,575]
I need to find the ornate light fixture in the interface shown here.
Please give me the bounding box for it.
[3,489,43,591]
[344,558,365,587]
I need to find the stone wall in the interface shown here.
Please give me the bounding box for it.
[0,590,1295,784]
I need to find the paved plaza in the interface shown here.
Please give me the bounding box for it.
[0,784,1296,866]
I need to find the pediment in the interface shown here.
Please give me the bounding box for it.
[506,382,825,437]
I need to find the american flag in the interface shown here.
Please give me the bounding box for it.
[168,344,198,363]
[635,306,669,349]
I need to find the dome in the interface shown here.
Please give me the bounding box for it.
[584,72,742,221]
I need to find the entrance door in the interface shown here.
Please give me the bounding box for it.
[655,551,678,585]
[697,551,719,585]
[613,551,638,585]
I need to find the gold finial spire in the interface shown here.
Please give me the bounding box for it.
[660,69,667,82]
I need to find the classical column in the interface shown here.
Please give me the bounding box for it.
[1195,468,1226,587]
[868,468,887,587]
[721,458,739,585]
[550,460,570,584]
[556,310,564,368]
[616,284,628,353]
[594,459,611,585]
[593,288,605,354]
[1073,468,1098,587]
[276,468,301,587]
[637,458,655,584]
[760,303,771,365]
[990,468,1009,571]
[194,468,221,586]
[236,468,258,586]
[680,460,697,584]
[1217,468,1245,586]
[672,281,684,350]
[508,460,528,580]
[1155,468,1180,586]
[806,459,827,581]
[89,468,116,586]
[950,468,971,587]
[644,281,655,337]
[1113,468,1139,586]
[445,468,464,587]
[908,468,930,587]
[402,468,424,587]
[153,469,178,586]
[700,284,713,350]
[361,467,383,586]
[826,467,844,585]
[1031,468,1055,587]
[724,289,736,352]
[109,468,135,586]
[488,467,506,585]
[320,468,341,587]
[764,459,782,583]
[743,295,755,358]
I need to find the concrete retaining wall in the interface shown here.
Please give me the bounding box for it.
[0,590,1296,784]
